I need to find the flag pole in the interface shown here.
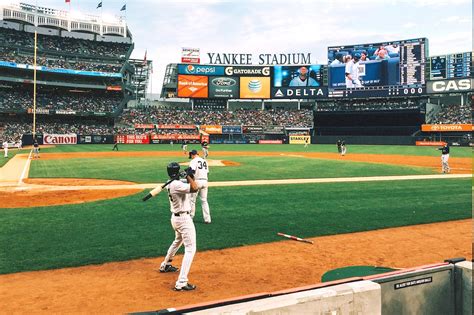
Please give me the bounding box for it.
[33,0,38,139]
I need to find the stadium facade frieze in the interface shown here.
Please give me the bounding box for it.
[207,53,312,65]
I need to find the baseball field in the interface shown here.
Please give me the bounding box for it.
[0,143,471,313]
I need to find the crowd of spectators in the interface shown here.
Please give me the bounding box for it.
[315,99,419,111]
[117,108,314,128]
[0,86,122,113]
[0,27,131,59]
[430,104,471,124]
[0,47,123,73]
[0,121,113,140]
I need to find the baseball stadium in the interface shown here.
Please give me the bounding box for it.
[0,2,472,314]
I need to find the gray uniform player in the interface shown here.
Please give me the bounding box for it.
[201,141,209,159]
[143,162,199,291]
[189,150,211,223]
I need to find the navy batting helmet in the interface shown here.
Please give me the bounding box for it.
[353,52,361,60]
[167,162,181,179]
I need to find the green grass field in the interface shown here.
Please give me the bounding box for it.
[0,144,471,274]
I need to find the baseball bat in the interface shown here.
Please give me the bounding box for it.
[277,232,314,244]
[142,179,173,201]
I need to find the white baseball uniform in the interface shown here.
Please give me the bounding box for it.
[160,180,197,289]
[3,141,8,158]
[189,156,211,223]
[345,60,362,88]
[202,145,209,159]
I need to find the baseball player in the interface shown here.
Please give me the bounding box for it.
[336,140,342,154]
[437,143,450,173]
[188,150,211,224]
[304,138,309,148]
[340,140,347,156]
[201,141,209,159]
[17,139,22,150]
[3,140,8,158]
[142,162,199,291]
[33,140,40,159]
[112,140,119,151]
[345,53,362,88]
[181,141,188,155]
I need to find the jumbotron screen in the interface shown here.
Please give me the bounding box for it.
[327,38,427,89]
[429,52,472,80]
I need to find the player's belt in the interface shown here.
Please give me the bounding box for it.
[173,211,190,216]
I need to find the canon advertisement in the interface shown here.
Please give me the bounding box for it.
[43,134,77,145]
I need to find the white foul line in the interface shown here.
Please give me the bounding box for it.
[18,149,33,186]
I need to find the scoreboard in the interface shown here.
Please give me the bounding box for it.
[400,39,426,85]
[430,52,472,80]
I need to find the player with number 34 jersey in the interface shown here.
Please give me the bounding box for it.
[188,150,211,223]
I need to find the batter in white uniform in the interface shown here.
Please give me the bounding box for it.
[144,162,199,291]
[188,150,211,224]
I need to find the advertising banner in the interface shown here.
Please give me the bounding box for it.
[224,66,271,76]
[222,125,242,134]
[54,110,77,115]
[421,124,473,132]
[177,64,225,75]
[135,124,155,129]
[177,75,208,98]
[150,134,201,140]
[116,134,149,144]
[258,140,283,144]
[199,125,222,134]
[426,78,473,94]
[263,126,285,134]
[415,141,447,146]
[208,76,239,98]
[28,108,50,115]
[289,135,311,144]
[243,126,264,134]
[43,133,77,145]
[156,124,196,129]
[240,77,271,99]
[181,48,200,64]
[78,135,114,144]
[271,87,328,99]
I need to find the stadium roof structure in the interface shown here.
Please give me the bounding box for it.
[0,2,131,38]
[127,59,153,104]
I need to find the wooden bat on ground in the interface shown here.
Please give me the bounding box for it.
[277,232,314,244]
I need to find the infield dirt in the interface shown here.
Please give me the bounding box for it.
[0,219,471,313]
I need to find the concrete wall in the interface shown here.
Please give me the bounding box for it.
[191,281,381,315]
[455,261,472,315]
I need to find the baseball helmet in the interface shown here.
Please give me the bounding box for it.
[353,52,361,60]
[167,162,181,178]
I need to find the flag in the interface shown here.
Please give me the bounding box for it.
[120,4,126,11]
[142,50,147,65]
[65,0,70,3]
[96,1,102,9]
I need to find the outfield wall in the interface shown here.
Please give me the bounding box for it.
[143,259,471,315]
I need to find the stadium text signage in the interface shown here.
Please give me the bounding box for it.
[207,53,312,65]
[427,78,473,94]
[43,134,77,145]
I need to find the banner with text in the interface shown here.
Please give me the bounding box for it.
[43,134,77,145]
[421,124,473,132]
[289,135,311,144]
[116,134,149,144]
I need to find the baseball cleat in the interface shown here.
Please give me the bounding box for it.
[174,283,196,291]
[159,265,179,273]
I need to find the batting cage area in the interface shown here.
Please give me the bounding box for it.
[0,143,471,313]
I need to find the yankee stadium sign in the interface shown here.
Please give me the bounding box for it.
[207,52,312,65]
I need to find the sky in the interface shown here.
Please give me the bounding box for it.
[8,0,474,94]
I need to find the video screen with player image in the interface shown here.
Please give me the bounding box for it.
[273,65,323,87]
